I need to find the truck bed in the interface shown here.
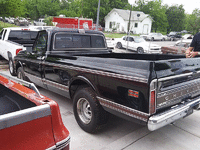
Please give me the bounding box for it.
[0,84,36,115]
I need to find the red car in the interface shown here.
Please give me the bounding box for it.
[0,73,70,150]
[162,39,192,54]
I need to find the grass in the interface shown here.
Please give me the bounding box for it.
[104,32,140,38]
[0,21,18,31]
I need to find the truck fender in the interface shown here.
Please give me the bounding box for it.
[69,76,97,99]
[15,61,23,72]
[7,51,12,60]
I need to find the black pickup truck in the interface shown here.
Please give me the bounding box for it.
[13,28,200,133]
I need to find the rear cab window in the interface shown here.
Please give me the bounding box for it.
[8,30,38,41]
[53,33,106,50]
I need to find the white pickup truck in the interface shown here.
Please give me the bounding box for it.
[0,27,39,76]
[33,18,46,26]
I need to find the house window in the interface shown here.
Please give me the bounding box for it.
[109,22,116,29]
[135,23,138,28]
[109,22,112,28]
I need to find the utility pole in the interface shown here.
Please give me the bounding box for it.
[126,5,133,52]
[96,0,101,31]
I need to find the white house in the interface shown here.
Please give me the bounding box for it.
[104,8,153,34]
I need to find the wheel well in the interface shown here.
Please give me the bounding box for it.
[15,62,22,73]
[69,79,95,99]
[137,47,143,50]
[7,52,12,60]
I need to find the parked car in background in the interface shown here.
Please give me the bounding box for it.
[33,18,46,26]
[8,17,15,24]
[14,17,29,26]
[4,17,9,22]
[182,34,193,39]
[115,36,161,54]
[181,30,188,33]
[140,33,166,41]
[161,39,192,54]
[106,37,115,49]
[167,32,182,41]
[0,17,3,21]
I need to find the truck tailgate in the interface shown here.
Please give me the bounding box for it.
[155,57,200,110]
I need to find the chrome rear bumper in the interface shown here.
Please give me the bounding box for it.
[148,97,200,131]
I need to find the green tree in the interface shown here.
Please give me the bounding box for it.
[24,0,61,20]
[57,0,82,17]
[165,4,186,33]
[186,9,200,35]
[0,0,26,18]
[37,0,60,17]
[134,0,168,32]
[81,0,130,26]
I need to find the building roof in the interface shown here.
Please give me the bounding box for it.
[105,8,152,22]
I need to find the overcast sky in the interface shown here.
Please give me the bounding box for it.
[128,0,200,14]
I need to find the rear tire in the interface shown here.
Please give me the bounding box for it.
[116,42,122,49]
[9,59,16,76]
[17,67,26,80]
[73,86,108,133]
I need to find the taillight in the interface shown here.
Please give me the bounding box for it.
[16,48,22,55]
[150,90,156,114]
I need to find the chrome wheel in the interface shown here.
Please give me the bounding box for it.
[117,42,122,49]
[9,60,14,74]
[17,67,24,80]
[137,47,144,54]
[77,98,92,124]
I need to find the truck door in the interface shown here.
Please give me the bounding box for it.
[23,31,47,88]
[0,29,7,59]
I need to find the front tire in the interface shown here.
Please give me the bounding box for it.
[73,87,108,133]
[137,47,144,54]
[9,59,16,76]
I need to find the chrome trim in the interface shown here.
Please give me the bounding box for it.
[45,62,148,83]
[0,72,43,98]
[56,136,70,150]
[45,145,56,150]
[158,72,193,82]
[24,72,69,92]
[97,96,149,122]
[16,58,148,83]
[148,96,200,131]
[0,104,51,130]
[46,136,70,150]
[43,79,69,92]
